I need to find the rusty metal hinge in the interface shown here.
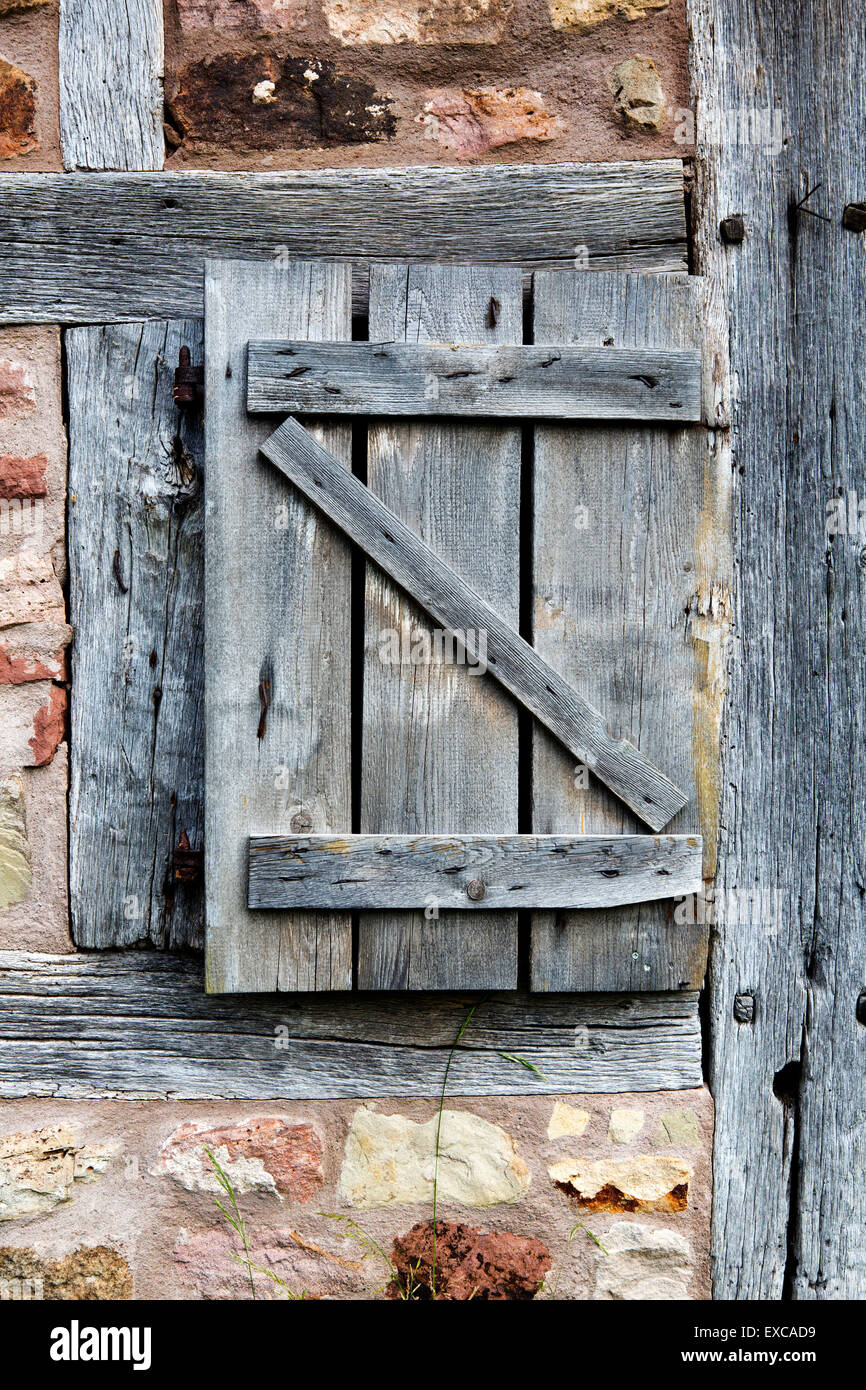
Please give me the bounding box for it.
[174,346,203,411]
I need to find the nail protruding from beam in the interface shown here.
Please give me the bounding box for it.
[720,215,746,244]
[842,203,866,232]
[733,992,755,1023]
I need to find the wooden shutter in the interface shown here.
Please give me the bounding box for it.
[202,257,718,995]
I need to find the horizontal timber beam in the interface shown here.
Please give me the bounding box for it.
[261,417,689,831]
[0,952,703,1097]
[247,342,703,421]
[248,834,703,910]
[0,163,688,325]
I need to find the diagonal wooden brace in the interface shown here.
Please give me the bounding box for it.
[260,416,690,831]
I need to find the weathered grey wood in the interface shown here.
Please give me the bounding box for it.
[530,272,726,992]
[205,261,353,993]
[0,952,703,1097]
[59,0,164,171]
[0,163,687,325]
[691,0,866,1301]
[262,415,689,832]
[247,341,702,422]
[248,834,703,910]
[67,320,204,949]
[358,264,521,989]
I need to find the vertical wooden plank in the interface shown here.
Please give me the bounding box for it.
[59,0,164,171]
[531,272,724,991]
[204,261,353,993]
[692,0,866,1302]
[357,264,522,989]
[67,319,204,949]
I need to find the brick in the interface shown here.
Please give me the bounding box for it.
[547,1102,590,1139]
[0,1246,131,1300]
[173,1225,360,1299]
[0,552,64,628]
[0,747,70,952]
[549,1154,692,1213]
[0,454,47,501]
[0,57,37,161]
[593,1221,692,1300]
[154,1118,324,1201]
[653,1109,702,1148]
[549,0,669,32]
[28,683,66,767]
[0,622,67,684]
[324,0,511,45]
[608,1107,645,1144]
[0,775,30,910]
[608,55,666,131]
[176,0,309,31]
[0,359,35,421]
[338,1106,530,1209]
[418,86,565,157]
[389,1221,551,1300]
[168,53,396,149]
[0,1126,114,1221]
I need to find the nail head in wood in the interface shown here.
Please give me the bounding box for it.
[172,830,202,883]
[466,878,486,901]
[842,202,866,232]
[174,346,203,410]
[720,215,746,245]
[733,991,755,1023]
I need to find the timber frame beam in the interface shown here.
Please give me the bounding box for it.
[0,163,689,326]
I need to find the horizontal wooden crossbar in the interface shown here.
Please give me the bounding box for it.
[261,417,690,831]
[247,342,702,421]
[248,834,703,910]
[0,951,703,1095]
[0,163,687,325]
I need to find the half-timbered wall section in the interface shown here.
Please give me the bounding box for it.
[0,0,859,1305]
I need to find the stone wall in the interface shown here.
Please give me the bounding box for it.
[0,1091,712,1300]
[163,0,691,167]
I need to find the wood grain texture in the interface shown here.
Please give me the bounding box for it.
[247,341,702,422]
[262,416,689,831]
[67,320,204,949]
[357,264,521,989]
[0,952,703,1097]
[530,272,727,992]
[0,163,687,325]
[59,0,164,171]
[249,834,703,910]
[204,261,353,993]
[691,0,866,1300]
